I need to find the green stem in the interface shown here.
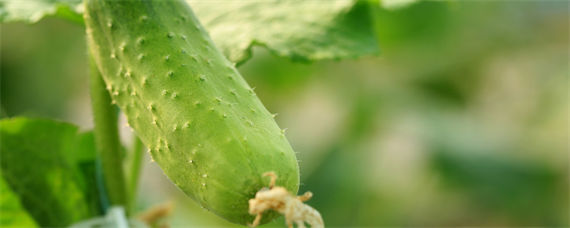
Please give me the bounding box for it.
[89,55,128,209]
[128,135,144,213]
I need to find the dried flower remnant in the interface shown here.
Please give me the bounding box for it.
[249,172,323,228]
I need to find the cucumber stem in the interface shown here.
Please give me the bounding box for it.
[89,54,128,209]
[128,135,144,213]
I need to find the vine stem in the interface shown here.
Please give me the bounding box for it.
[89,54,128,209]
[128,135,144,213]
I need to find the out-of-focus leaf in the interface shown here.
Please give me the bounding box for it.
[0,117,102,227]
[0,177,37,228]
[430,149,564,225]
[188,0,379,64]
[427,117,566,225]
[0,0,84,24]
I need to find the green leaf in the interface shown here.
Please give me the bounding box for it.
[0,177,37,228]
[0,0,84,24]
[0,117,102,227]
[1,0,379,64]
[187,0,379,64]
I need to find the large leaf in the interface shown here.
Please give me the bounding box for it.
[0,0,83,24]
[0,117,102,227]
[1,0,379,64]
[187,0,379,64]
[0,177,37,228]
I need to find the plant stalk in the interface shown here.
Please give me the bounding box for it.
[128,135,144,213]
[89,55,128,209]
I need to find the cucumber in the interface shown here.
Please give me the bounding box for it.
[84,0,299,224]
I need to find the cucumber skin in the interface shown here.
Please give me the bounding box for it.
[84,0,299,224]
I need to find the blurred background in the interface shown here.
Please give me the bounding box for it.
[1,1,568,226]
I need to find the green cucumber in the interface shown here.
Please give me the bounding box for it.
[84,0,299,224]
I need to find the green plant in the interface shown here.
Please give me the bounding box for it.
[0,0,389,226]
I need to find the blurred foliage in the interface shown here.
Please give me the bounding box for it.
[0,118,103,226]
[0,18,89,123]
[0,0,568,227]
